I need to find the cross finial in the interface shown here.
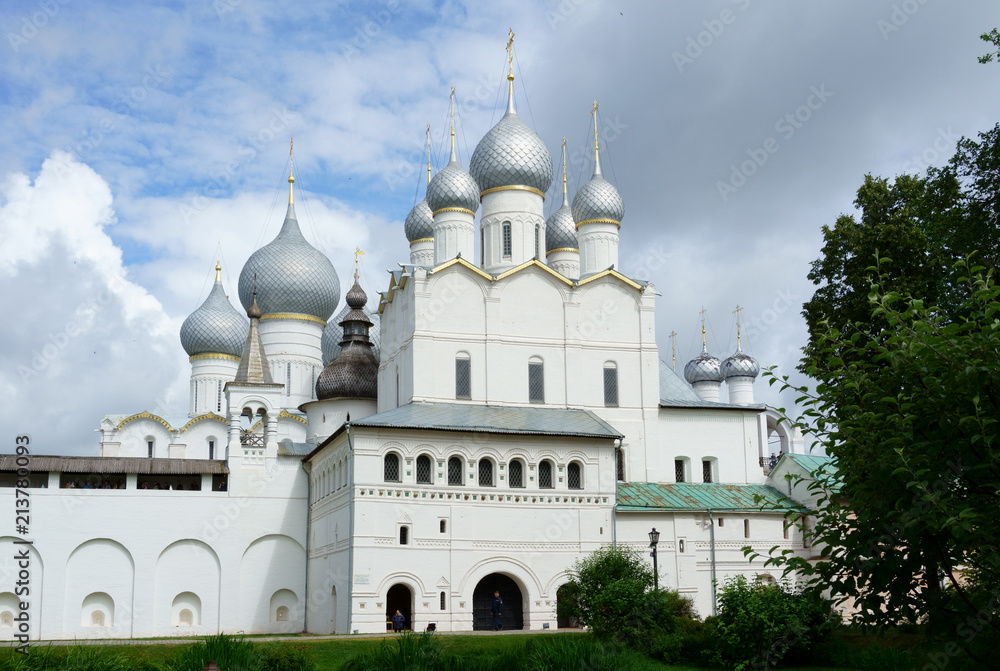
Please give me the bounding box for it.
[669,331,678,370]
[354,247,365,281]
[561,137,568,200]
[699,306,707,345]
[425,123,432,185]
[506,28,515,80]
[288,136,295,205]
[733,304,744,348]
[215,260,222,283]
[591,100,602,175]
[449,85,456,155]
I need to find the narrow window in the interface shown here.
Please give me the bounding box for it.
[744,519,751,539]
[539,460,553,489]
[384,454,400,482]
[217,380,222,412]
[528,360,544,403]
[147,440,154,459]
[448,456,463,486]
[400,526,409,545]
[509,460,524,488]
[674,459,685,483]
[502,221,512,257]
[479,459,494,487]
[678,539,685,553]
[194,381,198,411]
[603,363,619,407]
[440,520,447,533]
[718,517,725,528]
[455,355,471,400]
[567,462,582,490]
[534,224,540,258]
[416,455,432,484]
[616,448,625,482]
[208,440,215,460]
[286,362,291,397]
[702,459,713,483]
[440,591,446,610]
[480,228,484,266]
[783,521,790,540]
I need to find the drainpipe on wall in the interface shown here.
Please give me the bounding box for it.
[345,420,356,634]
[708,509,717,616]
[612,438,621,549]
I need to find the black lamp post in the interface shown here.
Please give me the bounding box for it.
[649,527,660,591]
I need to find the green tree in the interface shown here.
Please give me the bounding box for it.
[980,28,1000,63]
[761,267,1000,668]
[800,123,1000,373]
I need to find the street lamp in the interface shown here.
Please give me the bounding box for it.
[648,528,660,591]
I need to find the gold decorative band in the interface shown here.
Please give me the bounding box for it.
[410,237,434,245]
[575,218,621,229]
[546,247,579,255]
[261,313,328,325]
[432,207,475,216]
[189,353,241,362]
[480,185,546,199]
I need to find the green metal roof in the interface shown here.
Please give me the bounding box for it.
[617,482,799,512]
[352,402,623,440]
[782,453,841,492]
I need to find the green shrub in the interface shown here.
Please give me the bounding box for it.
[163,633,315,671]
[712,575,837,670]
[0,645,156,671]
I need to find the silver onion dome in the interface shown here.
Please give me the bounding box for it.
[238,203,340,320]
[572,174,625,226]
[322,304,381,364]
[404,198,434,242]
[426,158,480,215]
[684,344,724,384]
[545,202,577,252]
[470,112,553,194]
[722,347,760,379]
[180,273,249,358]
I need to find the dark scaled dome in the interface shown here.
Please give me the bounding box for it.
[315,278,379,401]
[471,111,554,194]
[238,203,340,320]
[684,344,724,384]
[404,198,434,242]
[180,270,249,358]
[322,305,381,364]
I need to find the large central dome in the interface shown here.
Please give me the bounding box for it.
[238,203,340,321]
[470,111,553,194]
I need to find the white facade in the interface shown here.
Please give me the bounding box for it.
[0,66,819,641]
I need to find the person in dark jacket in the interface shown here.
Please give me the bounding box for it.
[392,609,405,633]
[491,591,503,631]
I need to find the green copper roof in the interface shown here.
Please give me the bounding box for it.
[617,482,799,512]
[781,453,841,492]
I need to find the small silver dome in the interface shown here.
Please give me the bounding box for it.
[545,202,577,252]
[684,345,724,384]
[322,305,381,364]
[180,276,249,358]
[404,198,434,242]
[238,203,340,321]
[722,347,760,379]
[470,112,553,194]
[572,174,625,226]
[426,159,480,215]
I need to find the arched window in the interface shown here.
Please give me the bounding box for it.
[92,611,105,626]
[616,448,626,482]
[384,453,400,482]
[603,362,619,407]
[567,462,582,490]
[455,353,471,400]
[678,539,685,554]
[534,224,540,258]
[400,526,409,545]
[276,606,289,621]
[509,460,524,488]
[479,459,494,487]
[147,438,154,459]
[744,519,751,539]
[416,455,432,484]
[440,591,446,610]
[539,460,553,489]
[674,458,688,483]
[702,458,714,483]
[208,439,215,460]
[528,357,544,404]
[448,456,463,486]
[502,221,512,257]
[440,519,447,533]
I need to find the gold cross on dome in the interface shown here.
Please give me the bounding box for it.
[354,247,365,281]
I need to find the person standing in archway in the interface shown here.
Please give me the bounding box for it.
[392,609,405,633]
[491,590,503,631]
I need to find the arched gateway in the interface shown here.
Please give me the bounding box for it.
[473,573,523,630]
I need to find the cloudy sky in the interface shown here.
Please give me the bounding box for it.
[1,0,997,456]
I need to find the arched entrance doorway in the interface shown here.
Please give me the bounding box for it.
[556,582,581,629]
[330,586,337,634]
[473,573,523,630]
[386,583,412,631]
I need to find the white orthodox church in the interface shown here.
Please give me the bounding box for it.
[0,55,824,640]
